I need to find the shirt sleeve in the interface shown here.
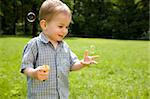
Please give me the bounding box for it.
[21,38,38,73]
[69,49,79,66]
[62,41,79,66]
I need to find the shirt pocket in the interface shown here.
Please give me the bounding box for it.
[58,53,71,76]
[61,56,70,71]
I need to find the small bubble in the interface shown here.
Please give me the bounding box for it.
[89,45,96,55]
[26,12,36,23]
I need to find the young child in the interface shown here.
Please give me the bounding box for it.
[21,0,98,98]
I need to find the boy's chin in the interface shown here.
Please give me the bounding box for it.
[57,38,64,41]
[57,39,63,42]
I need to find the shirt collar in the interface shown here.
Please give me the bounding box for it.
[39,32,64,47]
[39,32,49,44]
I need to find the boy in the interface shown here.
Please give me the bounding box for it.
[21,0,98,99]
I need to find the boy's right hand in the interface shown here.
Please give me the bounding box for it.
[32,65,50,81]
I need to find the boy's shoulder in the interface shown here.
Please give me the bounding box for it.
[24,37,40,49]
[27,37,39,45]
[62,41,70,48]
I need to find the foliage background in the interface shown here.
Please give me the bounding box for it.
[0,0,149,98]
[0,0,149,39]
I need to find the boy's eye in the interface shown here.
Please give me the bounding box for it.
[58,25,69,29]
[58,26,63,28]
[66,26,69,29]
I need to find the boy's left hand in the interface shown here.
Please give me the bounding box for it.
[81,50,99,66]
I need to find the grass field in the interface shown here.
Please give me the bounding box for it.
[0,36,149,99]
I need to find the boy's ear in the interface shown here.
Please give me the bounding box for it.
[40,20,47,30]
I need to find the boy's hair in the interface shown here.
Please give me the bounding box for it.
[39,0,72,22]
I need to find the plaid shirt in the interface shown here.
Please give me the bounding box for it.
[21,33,79,99]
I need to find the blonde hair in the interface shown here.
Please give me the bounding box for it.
[39,0,72,22]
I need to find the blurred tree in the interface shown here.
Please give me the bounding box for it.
[1,0,14,35]
[21,0,42,37]
[71,0,148,39]
[0,0,3,34]
[71,0,113,37]
[1,0,42,37]
[12,0,17,35]
[0,0,148,39]
[109,0,149,39]
[62,0,74,10]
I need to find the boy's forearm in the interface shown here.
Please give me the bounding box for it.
[71,60,86,71]
[23,67,35,78]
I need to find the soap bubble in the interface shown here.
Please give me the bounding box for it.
[26,12,36,22]
[89,45,96,55]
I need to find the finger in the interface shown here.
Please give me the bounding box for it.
[40,71,49,75]
[81,60,98,65]
[39,76,47,81]
[81,61,91,65]
[38,73,49,81]
[37,74,44,81]
[91,55,99,60]
[90,61,98,64]
[43,74,49,80]
[39,68,49,73]
[84,50,89,59]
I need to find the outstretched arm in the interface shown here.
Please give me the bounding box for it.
[71,50,99,71]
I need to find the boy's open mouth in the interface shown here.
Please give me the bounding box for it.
[58,34,64,38]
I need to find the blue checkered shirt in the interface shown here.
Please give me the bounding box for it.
[21,33,79,99]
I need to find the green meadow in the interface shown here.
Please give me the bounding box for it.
[0,37,149,99]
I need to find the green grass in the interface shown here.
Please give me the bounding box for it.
[0,36,149,99]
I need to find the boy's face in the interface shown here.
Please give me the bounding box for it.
[43,13,71,42]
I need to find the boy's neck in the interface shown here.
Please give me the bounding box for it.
[42,32,59,49]
[49,40,58,49]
